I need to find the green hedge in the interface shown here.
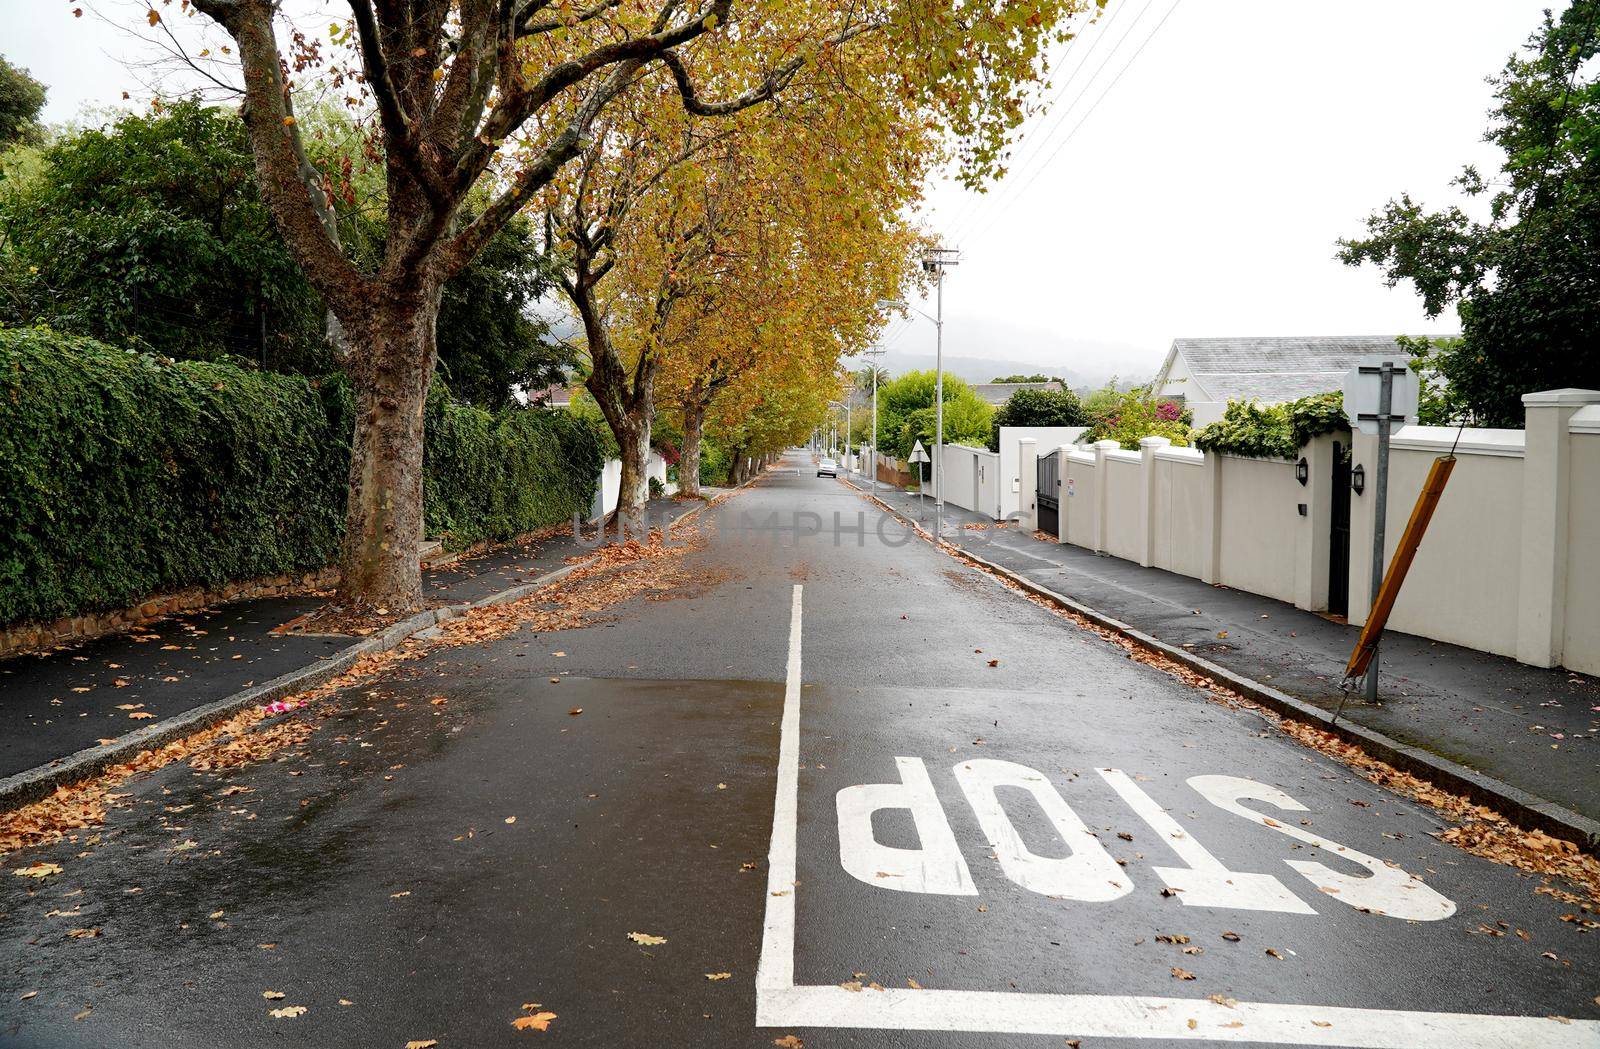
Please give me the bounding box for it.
[1193,392,1348,459]
[0,328,603,627]
[422,390,606,548]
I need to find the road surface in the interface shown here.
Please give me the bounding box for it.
[2,451,1596,1048]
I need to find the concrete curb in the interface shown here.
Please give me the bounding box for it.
[862,486,1600,850]
[0,557,597,814]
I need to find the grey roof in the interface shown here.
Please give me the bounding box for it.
[1164,336,1408,404]
[973,380,1064,405]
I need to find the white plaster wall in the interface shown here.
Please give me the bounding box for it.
[1157,352,1199,402]
[1151,450,1208,578]
[1562,428,1600,675]
[593,451,673,518]
[593,459,622,518]
[936,444,1001,517]
[937,445,979,513]
[1062,453,1097,547]
[997,427,1089,520]
[1348,427,1525,658]
[1102,453,1144,563]
[1217,455,1300,604]
[976,448,1002,519]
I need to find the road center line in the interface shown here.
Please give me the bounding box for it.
[756,584,803,994]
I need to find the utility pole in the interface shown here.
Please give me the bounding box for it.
[845,400,852,475]
[867,350,883,496]
[1365,362,1395,704]
[922,247,959,513]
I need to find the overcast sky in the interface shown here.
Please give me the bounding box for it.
[4,0,1565,384]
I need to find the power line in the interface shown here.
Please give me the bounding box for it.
[965,0,1185,247]
[946,0,1144,244]
[938,7,1111,240]
[950,0,1166,246]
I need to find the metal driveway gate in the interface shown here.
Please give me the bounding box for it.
[1037,450,1061,537]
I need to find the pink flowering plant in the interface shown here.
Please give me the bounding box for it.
[1086,388,1193,449]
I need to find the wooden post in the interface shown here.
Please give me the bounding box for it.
[1341,455,1457,683]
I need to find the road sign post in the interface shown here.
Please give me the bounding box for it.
[1340,356,1419,704]
[909,440,931,519]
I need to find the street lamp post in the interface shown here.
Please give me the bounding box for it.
[922,248,959,512]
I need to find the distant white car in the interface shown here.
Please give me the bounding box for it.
[817,458,838,478]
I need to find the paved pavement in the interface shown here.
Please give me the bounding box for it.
[866,483,1600,826]
[0,499,694,780]
[1,454,1596,1048]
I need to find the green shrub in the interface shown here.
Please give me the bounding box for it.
[0,327,345,625]
[0,327,604,627]
[698,437,731,487]
[422,391,606,549]
[1084,389,1191,449]
[986,386,1088,451]
[1193,392,1348,459]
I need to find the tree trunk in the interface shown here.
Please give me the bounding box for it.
[338,294,440,612]
[729,445,749,485]
[679,400,706,498]
[613,416,652,538]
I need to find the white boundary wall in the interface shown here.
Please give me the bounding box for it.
[592,450,675,519]
[931,444,1002,517]
[1345,391,1600,674]
[936,428,1090,523]
[1045,389,1600,676]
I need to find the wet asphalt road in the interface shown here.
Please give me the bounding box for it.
[1,452,1597,1048]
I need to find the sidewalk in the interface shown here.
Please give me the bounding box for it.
[0,498,699,781]
[867,484,1599,826]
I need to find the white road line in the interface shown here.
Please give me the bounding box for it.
[758,985,1600,1048]
[756,584,804,995]
[752,582,1600,1046]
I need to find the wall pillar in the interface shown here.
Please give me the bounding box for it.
[1199,450,1222,584]
[1516,389,1600,667]
[1017,438,1038,531]
[1138,437,1170,567]
[1293,434,1335,611]
[1056,444,1075,546]
[1090,440,1119,553]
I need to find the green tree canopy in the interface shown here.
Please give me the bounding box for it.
[875,369,994,458]
[0,100,327,371]
[987,386,1087,450]
[0,100,570,406]
[0,56,46,148]
[1338,1,1600,425]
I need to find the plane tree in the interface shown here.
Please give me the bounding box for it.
[176,0,1081,610]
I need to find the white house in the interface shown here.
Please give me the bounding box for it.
[1153,336,1420,426]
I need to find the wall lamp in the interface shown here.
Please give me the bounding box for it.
[1351,463,1366,495]
[1295,457,1309,486]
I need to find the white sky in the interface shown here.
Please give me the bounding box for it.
[3,0,1564,384]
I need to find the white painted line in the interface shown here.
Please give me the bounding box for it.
[756,584,804,994]
[759,985,1600,1048]
[753,585,1600,1046]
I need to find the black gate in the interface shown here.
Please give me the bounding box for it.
[1328,440,1351,616]
[1037,451,1061,537]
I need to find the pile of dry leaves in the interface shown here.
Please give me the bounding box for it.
[432,529,705,650]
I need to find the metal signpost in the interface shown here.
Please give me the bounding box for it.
[909,440,931,517]
[1340,355,1419,704]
